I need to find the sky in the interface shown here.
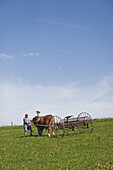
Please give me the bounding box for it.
[0,0,113,126]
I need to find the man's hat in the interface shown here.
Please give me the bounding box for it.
[25,113,28,116]
[36,110,40,113]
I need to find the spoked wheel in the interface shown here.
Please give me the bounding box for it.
[54,116,65,138]
[77,112,93,133]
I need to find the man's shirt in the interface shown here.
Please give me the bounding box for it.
[23,117,30,125]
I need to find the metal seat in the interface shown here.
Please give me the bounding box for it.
[65,115,72,119]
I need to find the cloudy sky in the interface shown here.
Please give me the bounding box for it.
[0,0,113,126]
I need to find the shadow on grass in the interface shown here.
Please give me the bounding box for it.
[18,134,66,139]
[18,134,49,138]
[18,130,87,139]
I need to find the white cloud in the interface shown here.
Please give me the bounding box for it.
[91,75,113,101]
[0,76,113,126]
[35,53,39,56]
[22,52,39,57]
[52,66,62,78]
[0,53,14,60]
[91,88,113,101]
[101,75,113,88]
[36,18,89,30]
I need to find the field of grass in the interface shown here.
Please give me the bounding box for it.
[0,118,113,170]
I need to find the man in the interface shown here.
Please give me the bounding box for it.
[35,110,42,136]
[36,110,40,117]
[23,113,32,137]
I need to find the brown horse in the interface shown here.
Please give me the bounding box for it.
[31,115,55,136]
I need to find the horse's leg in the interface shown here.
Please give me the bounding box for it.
[52,126,55,135]
[52,122,55,135]
[48,126,51,136]
[52,118,55,135]
[40,128,43,136]
[37,127,40,136]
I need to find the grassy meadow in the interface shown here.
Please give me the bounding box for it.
[0,118,113,170]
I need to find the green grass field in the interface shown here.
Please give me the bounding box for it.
[0,119,113,170]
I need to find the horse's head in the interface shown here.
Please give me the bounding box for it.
[30,116,41,125]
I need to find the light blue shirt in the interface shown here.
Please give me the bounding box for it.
[23,117,30,125]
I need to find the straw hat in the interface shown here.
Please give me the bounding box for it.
[36,110,40,113]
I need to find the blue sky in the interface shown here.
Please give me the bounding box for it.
[0,0,113,126]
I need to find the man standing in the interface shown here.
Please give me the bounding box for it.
[35,110,42,136]
[23,113,32,137]
[36,110,40,117]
